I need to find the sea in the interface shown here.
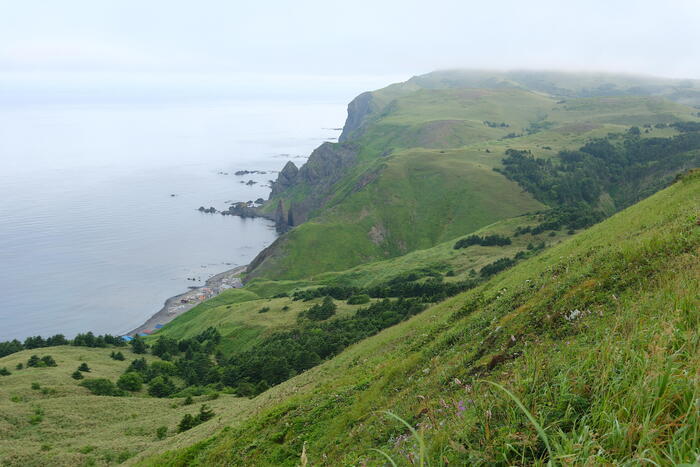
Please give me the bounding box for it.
[0,73,396,341]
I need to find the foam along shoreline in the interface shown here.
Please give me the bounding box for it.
[127,265,247,337]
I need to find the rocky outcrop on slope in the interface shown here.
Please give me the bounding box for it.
[266,142,359,231]
[339,92,376,142]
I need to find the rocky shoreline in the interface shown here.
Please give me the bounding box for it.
[127,265,247,336]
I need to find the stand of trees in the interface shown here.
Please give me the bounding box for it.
[453,234,512,250]
[0,332,126,359]
[496,127,700,233]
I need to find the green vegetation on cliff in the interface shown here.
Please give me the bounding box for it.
[140,166,700,466]
[2,70,700,466]
[250,71,700,280]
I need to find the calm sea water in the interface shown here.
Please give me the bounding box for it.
[0,89,349,340]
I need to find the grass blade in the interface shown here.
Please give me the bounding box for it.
[370,448,399,466]
[481,380,553,466]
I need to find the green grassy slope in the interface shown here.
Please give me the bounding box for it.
[250,77,700,281]
[0,347,255,466]
[151,211,572,346]
[139,170,700,466]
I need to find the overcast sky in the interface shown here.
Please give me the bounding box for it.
[1,0,699,82]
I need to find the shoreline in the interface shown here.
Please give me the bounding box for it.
[127,264,248,336]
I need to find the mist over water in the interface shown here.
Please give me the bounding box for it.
[0,80,351,341]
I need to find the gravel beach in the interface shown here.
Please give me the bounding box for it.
[127,265,247,336]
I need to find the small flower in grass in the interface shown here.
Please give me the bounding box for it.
[456,400,466,416]
[485,409,492,420]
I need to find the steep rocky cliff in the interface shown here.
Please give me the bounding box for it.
[338,91,377,142]
[265,141,359,230]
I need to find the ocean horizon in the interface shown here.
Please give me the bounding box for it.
[0,77,370,341]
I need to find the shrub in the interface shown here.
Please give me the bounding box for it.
[110,351,125,361]
[183,395,194,406]
[304,296,337,321]
[31,382,41,390]
[258,306,270,313]
[117,372,143,392]
[0,367,10,376]
[148,376,175,398]
[177,404,215,433]
[71,370,84,380]
[148,360,178,379]
[15,363,23,370]
[79,378,125,396]
[28,406,44,425]
[454,234,512,249]
[27,355,41,367]
[347,294,370,305]
[177,414,196,433]
[156,426,168,440]
[480,257,516,277]
[78,362,90,372]
[130,336,148,354]
[197,404,215,422]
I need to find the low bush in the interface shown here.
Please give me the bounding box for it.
[79,378,126,396]
[347,294,370,305]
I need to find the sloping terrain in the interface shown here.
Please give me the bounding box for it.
[139,169,700,466]
[2,71,699,466]
[249,71,700,280]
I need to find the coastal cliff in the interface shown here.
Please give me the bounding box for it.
[264,141,359,230]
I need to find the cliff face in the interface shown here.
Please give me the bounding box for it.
[266,141,359,230]
[338,91,376,142]
[269,161,299,198]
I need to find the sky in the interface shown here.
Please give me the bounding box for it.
[1,0,699,91]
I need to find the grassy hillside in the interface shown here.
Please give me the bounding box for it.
[139,169,700,466]
[250,72,700,281]
[0,346,258,466]
[4,72,699,466]
[151,211,572,347]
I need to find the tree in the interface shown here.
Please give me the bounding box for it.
[41,355,57,367]
[79,378,124,396]
[78,362,90,372]
[151,336,178,358]
[130,336,148,354]
[127,357,148,374]
[305,296,337,321]
[255,380,270,394]
[27,355,41,367]
[148,376,175,398]
[117,372,143,392]
[23,336,46,349]
[177,414,196,433]
[110,351,125,361]
[347,294,370,305]
[46,334,69,346]
[292,350,321,372]
[197,404,215,422]
[0,339,24,358]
